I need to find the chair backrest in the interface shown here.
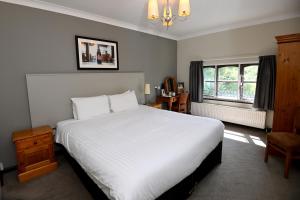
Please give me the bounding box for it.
[179,92,189,105]
[294,107,300,134]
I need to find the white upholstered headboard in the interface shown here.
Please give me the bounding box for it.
[26,73,145,127]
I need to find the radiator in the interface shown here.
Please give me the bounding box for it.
[191,102,266,129]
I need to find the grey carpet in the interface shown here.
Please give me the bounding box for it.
[2,123,300,200]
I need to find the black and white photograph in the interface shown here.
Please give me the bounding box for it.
[177,82,184,93]
[75,36,119,70]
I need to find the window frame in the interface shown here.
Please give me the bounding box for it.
[216,64,239,99]
[240,63,258,102]
[203,65,216,97]
[203,63,258,104]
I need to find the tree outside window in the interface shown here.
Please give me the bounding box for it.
[203,63,258,103]
[217,65,239,99]
[203,67,215,96]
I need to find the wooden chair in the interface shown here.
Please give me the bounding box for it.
[172,92,189,113]
[265,108,300,178]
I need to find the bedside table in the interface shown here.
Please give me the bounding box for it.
[148,103,162,109]
[12,125,58,182]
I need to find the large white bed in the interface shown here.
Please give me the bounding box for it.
[56,105,224,200]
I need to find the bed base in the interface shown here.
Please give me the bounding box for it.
[61,141,222,200]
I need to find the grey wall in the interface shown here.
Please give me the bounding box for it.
[0,2,177,168]
[177,17,300,128]
[177,17,300,90]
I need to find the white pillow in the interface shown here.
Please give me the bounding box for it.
[72,103,78,120]
[109,91,139,112]
[71,95,110,120]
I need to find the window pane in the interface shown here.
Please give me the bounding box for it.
[203,67,215,81]
[244,65,258,81]
[243,83,256,101]
[217,82,238,99]
[218,66,238,81]
[204,82,215,96]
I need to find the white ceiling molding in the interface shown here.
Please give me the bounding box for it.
[177,13,300,40]
[0,0,178,40]
[1,0,299,41]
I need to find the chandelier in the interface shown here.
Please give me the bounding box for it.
[148,0,191,28]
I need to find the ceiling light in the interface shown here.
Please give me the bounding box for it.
[148,0,191,28]
[178,0,191,17]
[148,0,159,20]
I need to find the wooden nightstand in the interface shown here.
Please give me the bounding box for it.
[148,103,162,109]
[12,125,58,182]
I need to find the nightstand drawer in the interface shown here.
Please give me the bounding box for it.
[16,134,52,150]
[36,134,52,144]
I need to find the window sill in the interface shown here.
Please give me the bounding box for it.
[203,97,253,104]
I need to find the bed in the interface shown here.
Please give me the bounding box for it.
[26,73,224,200]
[55,105,224,200]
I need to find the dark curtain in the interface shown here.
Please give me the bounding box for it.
[189,61,204,102]
[253,55,276,110]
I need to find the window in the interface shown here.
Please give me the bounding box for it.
[203,66,215,96]
[217,65,239,99]
[203,63,258,103]
[241,64,258,102]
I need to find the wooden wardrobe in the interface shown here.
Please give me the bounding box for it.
[272,33,300,132]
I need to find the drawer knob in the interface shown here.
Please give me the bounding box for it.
[34,141,37,145]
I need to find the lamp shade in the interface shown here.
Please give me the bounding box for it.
[145,84,151,95]
[178,0,191,17]
[148,0,159,20]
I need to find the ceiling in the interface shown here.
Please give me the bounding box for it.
[3,0,300,40]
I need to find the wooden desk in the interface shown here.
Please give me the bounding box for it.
[147,103,162,109]
[156,95,179,110]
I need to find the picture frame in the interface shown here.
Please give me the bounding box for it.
[75,35,119,70]
[177,82,185,93]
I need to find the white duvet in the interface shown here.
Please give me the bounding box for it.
[56,105,224,200]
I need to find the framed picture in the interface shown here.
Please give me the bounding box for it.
[75,35,119,70]
[177,82,184,93]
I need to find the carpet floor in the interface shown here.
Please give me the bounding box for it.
[2,123,300,200]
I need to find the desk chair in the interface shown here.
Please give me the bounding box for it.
[265,108,300,178]
[172,92,189,113]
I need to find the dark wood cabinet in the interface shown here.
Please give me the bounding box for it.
[273,33,300,132]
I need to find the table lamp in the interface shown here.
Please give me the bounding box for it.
[145,83,150,104]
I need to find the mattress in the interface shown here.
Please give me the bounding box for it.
[55,105,224,200]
